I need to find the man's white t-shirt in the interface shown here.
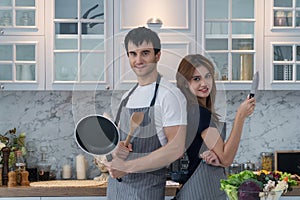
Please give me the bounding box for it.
[124,77,187,146]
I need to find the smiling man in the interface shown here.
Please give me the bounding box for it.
[105,27,187,200]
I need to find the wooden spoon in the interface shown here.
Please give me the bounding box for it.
[124,112,145,147]
[116,112,144,182]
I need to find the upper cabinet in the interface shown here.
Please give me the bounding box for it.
[197,0,264,90]
[265,0,300,36]
[1,0,300,91]
[45,0,113,90]
[264,0,300,90]
[113,0,197,90]
[0,0,44,90]
[0,0,44,35]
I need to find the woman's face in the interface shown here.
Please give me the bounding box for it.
[188,65,213,100]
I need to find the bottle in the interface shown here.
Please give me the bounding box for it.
[15,150,26,185]
[26,148,38,182]
[37,146,51,181]
[261,152,273,171]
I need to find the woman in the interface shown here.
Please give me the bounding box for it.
[174,54,256,200]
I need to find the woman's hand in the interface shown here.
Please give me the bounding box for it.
[237,96,256,119]
[200,150,224,167]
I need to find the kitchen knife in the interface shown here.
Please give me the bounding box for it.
[249,71,259,98]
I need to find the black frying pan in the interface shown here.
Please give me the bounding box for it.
[74,114,119,160]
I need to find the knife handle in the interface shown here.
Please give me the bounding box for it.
[249,93,255,99]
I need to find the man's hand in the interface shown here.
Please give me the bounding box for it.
[112,141,132,160]
[103,156,129,178]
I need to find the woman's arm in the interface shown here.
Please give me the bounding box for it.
[201,97,256,167]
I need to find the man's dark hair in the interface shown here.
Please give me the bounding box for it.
[124,27,161,55]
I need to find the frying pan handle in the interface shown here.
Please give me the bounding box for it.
[106,154,122,182]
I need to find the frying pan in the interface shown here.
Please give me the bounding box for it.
[74,114,119,161]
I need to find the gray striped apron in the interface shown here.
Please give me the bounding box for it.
[107,75,167,200]
[176,123,227,200]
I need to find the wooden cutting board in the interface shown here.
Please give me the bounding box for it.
[30,180,106,187]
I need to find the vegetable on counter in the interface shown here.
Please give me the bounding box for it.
[220,170,298,200]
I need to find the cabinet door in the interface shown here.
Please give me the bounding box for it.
[113,0,196,90]
[113,34,196,90]
[265,37,300,90]
[45,0,113,90]
[0,0,44,35]
[265,0,300,36]
[0,36,45,90]
[42,197,106,200]
[197,0,264,90]
[0,198,40,200]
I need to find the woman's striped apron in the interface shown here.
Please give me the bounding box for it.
[107,75,167,200]
[175,123,227,200]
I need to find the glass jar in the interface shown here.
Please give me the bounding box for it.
[37,146,51,181]
[26,141,38,182]
[228,160,241,175]
[261,152,273,171]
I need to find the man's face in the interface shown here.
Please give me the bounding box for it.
[127,40,161,78]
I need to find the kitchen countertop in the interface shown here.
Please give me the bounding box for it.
[0,183,180,197]
[0,183,299,197]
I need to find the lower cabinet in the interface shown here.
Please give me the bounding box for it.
[0,198,40,200]
[42,198,106,200]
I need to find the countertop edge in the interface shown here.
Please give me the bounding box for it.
[0,185,180,197]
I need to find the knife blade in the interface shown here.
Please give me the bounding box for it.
[249,71,259,98]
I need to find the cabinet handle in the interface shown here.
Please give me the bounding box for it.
[0,29,4,35]
[0,84,4,90]
[105,85,110,90]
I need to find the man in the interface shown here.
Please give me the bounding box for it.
[105,27,187,200]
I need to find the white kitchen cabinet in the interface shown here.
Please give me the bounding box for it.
[0,36,45,90]
[0,0,44,35]
[113,0,197,90]
[42,197,105,200]
[197,0,264,91]
[45,0,113,90]
[264,37,300,90]
[0,198,40,200]
[264,0,300,90]
[265,0,300,37]
[0,0,45,90]
[113,33,197,90]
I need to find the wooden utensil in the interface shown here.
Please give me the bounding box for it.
[124,112,144,147]
[116,112,144,182]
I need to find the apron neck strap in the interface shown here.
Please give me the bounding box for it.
[114,74,161,125]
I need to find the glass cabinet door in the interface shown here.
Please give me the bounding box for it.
[0,0,36,28]
[0,0,44,36]
[0,43,36,81]
[273,44,300,81]
[203,0,256,82]
[0,36,45,90]
[273,0,300,28]
[52,0,107,87]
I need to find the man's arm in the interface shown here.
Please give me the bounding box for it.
[105,125,186,176]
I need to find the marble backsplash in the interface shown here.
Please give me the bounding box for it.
[0,90,299,179]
